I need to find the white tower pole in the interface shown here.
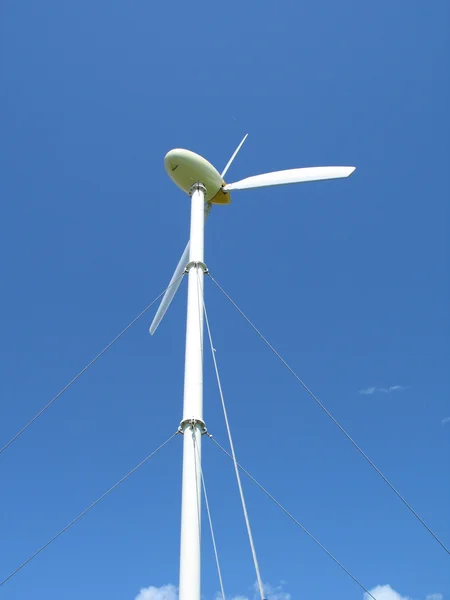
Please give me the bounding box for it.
[179,182,207,600]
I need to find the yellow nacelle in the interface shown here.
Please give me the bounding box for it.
[164,149,231,205]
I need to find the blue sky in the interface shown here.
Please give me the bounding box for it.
[0,1,449,599]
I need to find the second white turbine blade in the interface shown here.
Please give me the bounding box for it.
[221,134,248,179]
[224,166,355,191]
[149,241,190,335]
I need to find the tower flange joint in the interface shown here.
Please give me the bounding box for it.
[189,182,206,196]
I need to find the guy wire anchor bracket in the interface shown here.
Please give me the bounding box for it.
[178,418,208,436]
[184,261,209,274]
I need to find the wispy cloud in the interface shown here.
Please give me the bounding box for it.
[360,386,377,395]
[426,594,443,600]
[442,417,450,425]
[260,582,291,600]
[359,385,406,395]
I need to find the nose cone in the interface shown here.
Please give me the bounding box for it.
[164,149,224,202]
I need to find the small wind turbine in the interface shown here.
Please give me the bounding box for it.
[149,135,355,600]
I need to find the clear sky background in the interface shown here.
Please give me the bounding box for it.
[0,2,449,599]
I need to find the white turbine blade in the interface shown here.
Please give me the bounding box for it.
[149,205,213,335]
[220,134,248,178]
[149,241,190,335]
[224,166,355,191]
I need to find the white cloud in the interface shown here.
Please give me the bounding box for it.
[442,417,450,425]
[364,585,444,600]
[263,581,291,600]
[135,583,443,600]
[246,581,290,600]
[359,385,406,395]
[135,584,177,600]
[136,582,290,600]
[364,585,410,600]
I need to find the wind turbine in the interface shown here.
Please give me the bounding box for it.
[149,135,355,600]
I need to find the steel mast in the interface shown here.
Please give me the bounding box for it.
[178,182,207,600]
